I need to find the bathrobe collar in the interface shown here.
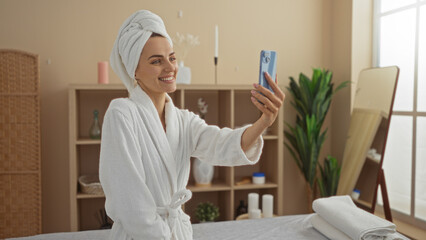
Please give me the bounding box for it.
[128,85,179,193]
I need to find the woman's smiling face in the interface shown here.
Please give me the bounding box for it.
[135,35,178,98]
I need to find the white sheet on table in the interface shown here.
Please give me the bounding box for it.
[192,214,327,240]
[7,215,325,240]
[6,214,408,240]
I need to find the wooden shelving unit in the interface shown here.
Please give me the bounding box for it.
[69,84,284,231]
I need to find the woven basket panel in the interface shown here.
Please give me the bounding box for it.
[0,51,38,93]
[0,96,39,124]
[0,174,41,238]
[0,123,40,171]
[0,49,41,238]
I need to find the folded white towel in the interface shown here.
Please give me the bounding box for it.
[312,195,407,240]
[311,214,351,240]
[110,10,173,91]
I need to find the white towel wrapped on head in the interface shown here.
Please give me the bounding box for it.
[110,10,173,91]
[311,195,408,240]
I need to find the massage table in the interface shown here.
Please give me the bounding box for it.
[8,213,410,240]
[9,214,327,240]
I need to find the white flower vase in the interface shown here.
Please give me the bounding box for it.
[177,61,191,84]
[193,158,214,187]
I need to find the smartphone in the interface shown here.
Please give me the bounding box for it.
[259,50,277,93]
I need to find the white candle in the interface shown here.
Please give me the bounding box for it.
[215,25,219,57]
[249,209,261,219]
[248,193,259,212]
[262,194,274,218]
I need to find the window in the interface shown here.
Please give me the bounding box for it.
[374,0,426,227]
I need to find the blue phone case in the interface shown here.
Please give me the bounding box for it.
[259,50,277,93]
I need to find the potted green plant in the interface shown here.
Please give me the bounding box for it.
[318,156,341,197]
[284,68,347,212]
[195,202,219,222]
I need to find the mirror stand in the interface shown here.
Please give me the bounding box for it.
[337,66,399,223]
[371,169,392,221]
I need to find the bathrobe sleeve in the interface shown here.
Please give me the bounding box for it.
[187,111,263,166]
[99,103,171,240]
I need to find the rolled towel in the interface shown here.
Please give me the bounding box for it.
[110,10,173,91]
[312,195,404,240]
[311,214,351,240]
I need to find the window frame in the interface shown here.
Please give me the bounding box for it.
[373,0,426,230]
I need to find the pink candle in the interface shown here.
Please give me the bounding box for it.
[98,61,109,84]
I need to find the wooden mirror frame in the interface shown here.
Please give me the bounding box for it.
[337,66,400,222]
[371,66,400,221]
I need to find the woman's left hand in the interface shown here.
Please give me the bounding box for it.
[250,72,285,128]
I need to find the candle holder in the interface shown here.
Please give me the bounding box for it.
[214,57,218,85]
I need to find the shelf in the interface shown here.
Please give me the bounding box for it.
[69,84,284,230]
[0,170,40,175]
[76,139,101,145]
[183,90,231,127]
[233,182,278,190]
[77,193,105,199]
[233,188,279,220]
[187,183,231,192]
[353,198,371,208]
[262,135,278,140]
[69,84,126,90]
[185,191,232,222]
[366,155,380,164]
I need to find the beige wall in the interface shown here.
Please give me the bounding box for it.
[0,0,371,233]
[328,0,352,163]
[352,0,374,111]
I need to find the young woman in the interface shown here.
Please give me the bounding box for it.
[99,10,284,240]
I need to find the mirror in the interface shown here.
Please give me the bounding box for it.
[337,66,400,220]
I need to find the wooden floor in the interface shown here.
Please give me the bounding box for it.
[375,212,426,239]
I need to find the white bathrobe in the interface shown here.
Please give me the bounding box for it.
[99,85,263,240]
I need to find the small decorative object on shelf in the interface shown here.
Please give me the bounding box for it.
[89,110,101,139]
[197,98,208,120]
[97,208,113,229]
[195,202,219,223]
[367,148,381,163]
[97,61,109,84]
[262,194,274,218]
[249,208,261,219]
[248,193,259,212]
[193,158,214,187]
[235,200,248,219]
[252,172,265,184]
[172,32,200,84]
[176,61,191,84]
[235,176,251,185]
[193,98,213,186]
[351,189,361,200]
[78,175,104,195]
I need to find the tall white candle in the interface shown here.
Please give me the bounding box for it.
[262,194,274,218]
[248,193,259,212]
[215,25,219,57]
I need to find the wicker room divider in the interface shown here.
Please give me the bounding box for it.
[0,50,41,238]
